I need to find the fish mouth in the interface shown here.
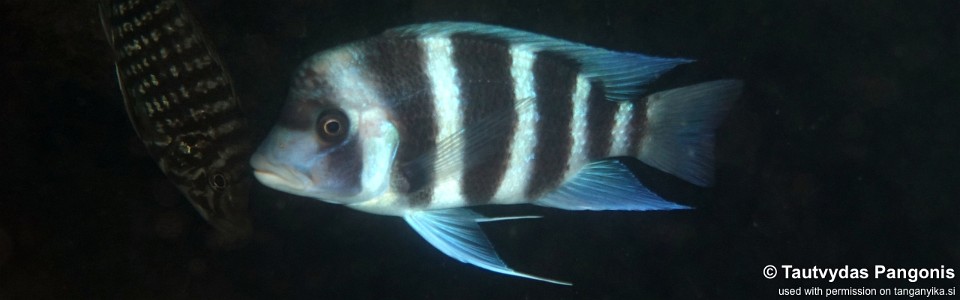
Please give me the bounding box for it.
[250,154,311,195]
[253,170,306,191]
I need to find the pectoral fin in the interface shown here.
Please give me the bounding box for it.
[403,208,571,285]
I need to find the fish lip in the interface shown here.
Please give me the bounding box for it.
[249,154,311,193]
[253,170,307,191]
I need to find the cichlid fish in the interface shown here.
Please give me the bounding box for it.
[100,0,254,244]
[250,22,742,284]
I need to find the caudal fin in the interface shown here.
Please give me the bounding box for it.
[637,80,742,187]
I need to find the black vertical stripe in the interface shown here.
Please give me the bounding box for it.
[324,138,365,197]
[585,81,617,160]
[275,96,324,131]
[277,65,331,130]
[362,37,435,207]
[451,33,516,205]
[525,51,579,200]
[627,98,648,156]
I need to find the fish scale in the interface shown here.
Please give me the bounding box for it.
[101,0,253,243]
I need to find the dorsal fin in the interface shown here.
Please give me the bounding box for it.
[385,22,692,100]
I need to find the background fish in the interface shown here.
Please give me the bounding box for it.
[251,22,742,284]
[100,0,253,244]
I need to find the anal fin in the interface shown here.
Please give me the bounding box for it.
[535,160,689,211]
[403,208,571,285]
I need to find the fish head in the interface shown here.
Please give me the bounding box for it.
[251,51,399,204]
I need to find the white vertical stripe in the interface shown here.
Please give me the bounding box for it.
[423,36,464,208]
[492,45,538,204]
[609,101,634,157]
[325,50,383,109]
[561,76,591,182]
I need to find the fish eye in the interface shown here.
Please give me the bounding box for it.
[316,109,349,145]
[210,173,227,190]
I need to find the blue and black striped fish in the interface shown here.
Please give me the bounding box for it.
[250,22,742,285]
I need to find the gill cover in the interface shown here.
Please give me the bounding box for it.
[251,96,398,204]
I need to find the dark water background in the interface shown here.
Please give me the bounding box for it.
[2,0,958,298]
